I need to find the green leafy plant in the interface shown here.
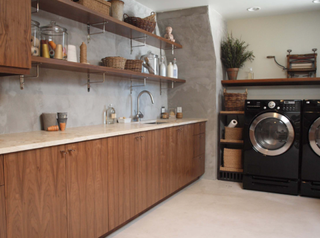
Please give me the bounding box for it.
[221,34,255,68]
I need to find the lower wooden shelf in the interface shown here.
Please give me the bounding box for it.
[220,111,244,115]
[220,139,243,144]
[220,166,243,173]
[31,56,186,83]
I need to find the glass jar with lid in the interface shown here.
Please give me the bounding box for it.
[31,20,40,57]
[40,21,68,60]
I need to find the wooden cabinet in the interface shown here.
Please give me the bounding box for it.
[0,0,31,75]
[66,140,109,238]
[0,186,6,238]
[4,145,67,238]
[0,155,3,186]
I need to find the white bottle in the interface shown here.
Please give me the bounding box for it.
[167,62,173,78]
[248,68,254,79]
[160,56,166,77]
[173,58,178,79]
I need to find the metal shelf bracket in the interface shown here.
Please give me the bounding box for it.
[19,64,40,90]
[87,22,108,43]
[130,36,148,54]
[130,78,147,94]
[160,80,174,95]
[86,72,106,92]
[31,0,39,14]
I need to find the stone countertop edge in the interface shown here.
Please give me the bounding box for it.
[0,118,207,155]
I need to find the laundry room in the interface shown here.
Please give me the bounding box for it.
[0,1,320,238]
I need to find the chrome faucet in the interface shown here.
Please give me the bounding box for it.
[134,90,155,121]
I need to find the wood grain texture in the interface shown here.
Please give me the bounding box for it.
[5,146,67,238]
[0,186,6,238]
[66,140,108,238]
[0,0,31,70]
[0,155,3,186]
[159,128,169,199]
[183,124,195,185]
[139,133,147,213]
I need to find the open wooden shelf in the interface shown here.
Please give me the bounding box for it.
[220,139,243,144]
[34,0,182,50]
[220,167,243,173]
[221,77,320,87]
[32,56,186,83]
[220,111,244,115]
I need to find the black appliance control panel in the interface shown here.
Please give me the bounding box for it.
[303,100,320,112]
[246,100,301,112]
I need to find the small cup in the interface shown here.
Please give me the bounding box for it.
[58,118,67,131]
[57,112,68,119]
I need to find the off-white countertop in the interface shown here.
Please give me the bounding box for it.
[0,118,207,155]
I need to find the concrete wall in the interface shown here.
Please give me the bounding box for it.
[226,11,320,99]
[157,6,218,180]
[0,0,168,134]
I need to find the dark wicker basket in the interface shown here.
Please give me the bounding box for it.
[125,60,143,72]
[123,13,156,33]
[224,89,247,111]
[101,56,127,70]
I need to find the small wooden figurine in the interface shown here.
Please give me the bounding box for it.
[164,26,175,42]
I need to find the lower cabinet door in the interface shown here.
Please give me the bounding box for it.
[66,140,109,238]
[194,155,205,178]
[0,186,6,238]
[5,146,67,238]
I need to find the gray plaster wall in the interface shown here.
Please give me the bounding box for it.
[157,7,217,180]
[0,0,168,134]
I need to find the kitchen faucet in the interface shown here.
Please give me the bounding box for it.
[133,90,155,122]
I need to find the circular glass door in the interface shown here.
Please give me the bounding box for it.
[309,117,320,156]
[249,112,294,156]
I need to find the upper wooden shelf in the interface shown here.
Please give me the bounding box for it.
[220,111,244,115]
[34,0,182,50]
[31,56,186,83]
[221,77,320,87]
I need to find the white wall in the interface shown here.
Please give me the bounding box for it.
[226,10,320,99]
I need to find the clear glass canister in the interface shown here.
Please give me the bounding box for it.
[31,20,40,57]
[40,21,68,60]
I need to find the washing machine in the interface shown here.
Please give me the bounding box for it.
[301,100,320,198]
[243,100,301,195]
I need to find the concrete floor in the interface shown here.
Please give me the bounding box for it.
[107,179,320,238]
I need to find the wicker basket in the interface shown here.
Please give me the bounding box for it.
[125,60,143,72]
[143,12,156,22]
[124,13,156,33]
[224,89,247,111]
[101,57,127,70]
[223,148,242,169]
[78,0,111,16]
[225,127,243,140]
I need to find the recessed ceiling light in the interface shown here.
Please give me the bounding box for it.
[312,0,320,3]
[247,6,261,12]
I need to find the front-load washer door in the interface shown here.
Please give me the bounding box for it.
[249,112,294,156]
[309,117,320,156]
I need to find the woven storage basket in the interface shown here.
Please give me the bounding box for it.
[225,127,243,140]
[125,60,143,72]
[223,148,242,169]
[101,57,127,70]
[143,12,156,22]
[78,0,111,16]
[224,89,247,111]
[123,13,156,33]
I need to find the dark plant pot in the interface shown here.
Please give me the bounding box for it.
[227,68,239,80]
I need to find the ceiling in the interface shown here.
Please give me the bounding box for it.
[135,0,320,20]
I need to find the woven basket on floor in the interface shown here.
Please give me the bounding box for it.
[224,89,247,111]
[77,0,111,16]
[101,56,127,70]
[125,59,143,72]
[225,127,243,140]
[124,13,156,33]
[223,148,242,169]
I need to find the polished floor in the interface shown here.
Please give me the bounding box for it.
[107,179,320,238]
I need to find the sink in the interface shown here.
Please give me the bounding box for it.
[144,122,168,125]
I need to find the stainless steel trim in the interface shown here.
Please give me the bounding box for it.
[309,117,320,156]
[249,112,294,156]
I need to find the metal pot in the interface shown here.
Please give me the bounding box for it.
[140,51,159,75]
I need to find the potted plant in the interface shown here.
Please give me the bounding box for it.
[221,34,255,80]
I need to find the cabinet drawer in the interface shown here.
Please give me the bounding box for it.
[0,155,3,186]
[194,122,206,135]
[194,133,205,157]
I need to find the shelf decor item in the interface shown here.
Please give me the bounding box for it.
[123,12,156,33]
[221,34,254,80]
[77,0,111,16]
[110,0,124,21]
[164,26,175,42]
[125,59,143,72]
[224,88,247,111]
[101,56,127,70]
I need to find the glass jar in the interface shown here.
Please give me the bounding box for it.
[40,21,68,60]
[31,20,40,57]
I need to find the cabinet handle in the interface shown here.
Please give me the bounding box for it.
[68,149,76,152]
[60,151,67,155]
[135,136,140,140]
